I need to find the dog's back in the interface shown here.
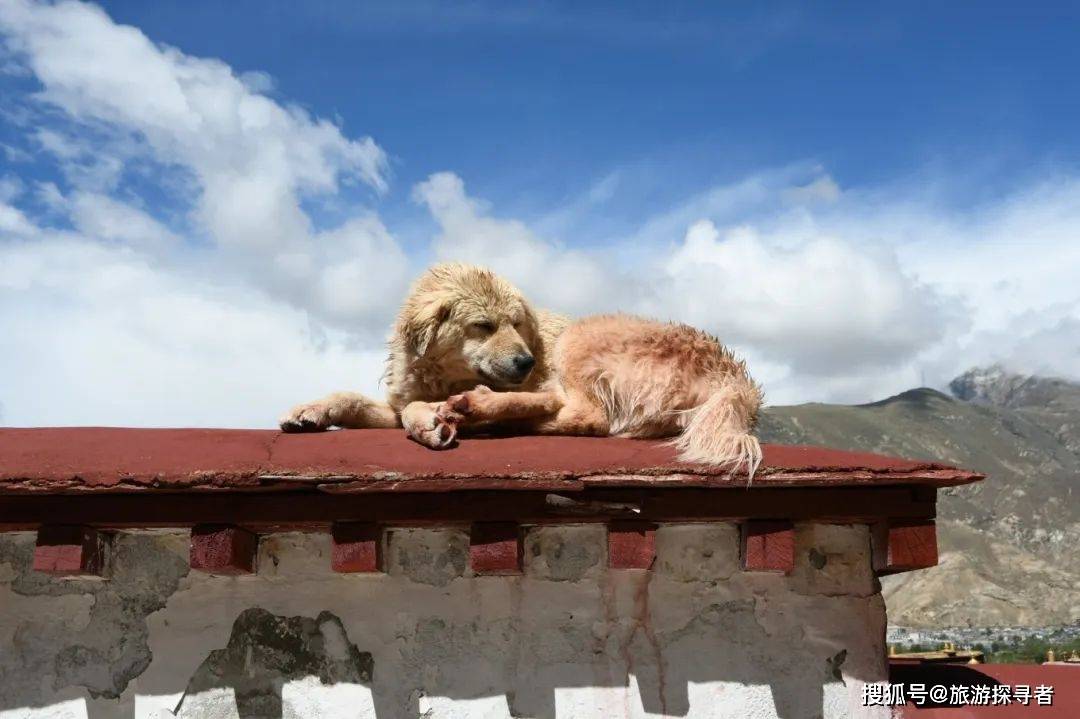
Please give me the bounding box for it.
[555,314,763,476]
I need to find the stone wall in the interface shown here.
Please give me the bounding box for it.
[0,523,889,718]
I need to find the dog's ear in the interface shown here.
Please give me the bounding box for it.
[403,296,450,356]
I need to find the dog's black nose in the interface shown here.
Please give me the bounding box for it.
[513,354,536,374]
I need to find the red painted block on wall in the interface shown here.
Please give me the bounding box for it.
[608,521,657,569]
[33,525,107,577]
[741,520,794,574]
[470,522,522,575]
[190,524,257,575]
[331,522,382,573]
[873,519,937,575]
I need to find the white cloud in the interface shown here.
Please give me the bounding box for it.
[414,171,646,316]
[0,0,407,335]
[238,69,275,94]
[628,172,778,250]
[69,191,179,249]
[0,199,35,235]
[783,174,841,204]
[892,179,1080,333]
[310,216,411,326]
[1,0,386,200]
[0,174,22,202]
[32,126,130,190]
[0,229,387,427]
[663,219,955,375]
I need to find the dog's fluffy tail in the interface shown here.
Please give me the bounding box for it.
[672,375,764,482]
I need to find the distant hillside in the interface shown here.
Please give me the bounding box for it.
[759,366,1080,628]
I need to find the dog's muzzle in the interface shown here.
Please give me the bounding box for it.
[488,353,535,385]
[512,353,536,376]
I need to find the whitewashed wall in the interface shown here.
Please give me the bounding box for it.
[0,523,889,719]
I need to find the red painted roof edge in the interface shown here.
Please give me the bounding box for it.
[0,427,985,495]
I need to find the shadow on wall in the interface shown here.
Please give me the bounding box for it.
[174,608,373,718]
[165,597,860,719]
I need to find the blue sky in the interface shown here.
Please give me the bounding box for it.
[92,1,1080,207]
[1,0,1080,426]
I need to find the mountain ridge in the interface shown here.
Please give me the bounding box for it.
[759,366,1080,628]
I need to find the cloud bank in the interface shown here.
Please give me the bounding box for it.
[1,0,1078,426]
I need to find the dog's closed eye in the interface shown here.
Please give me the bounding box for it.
[472,321,496,333]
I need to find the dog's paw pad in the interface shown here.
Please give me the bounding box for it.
[408,420,457,450]
[405,407,459,450]
[430,412,459,448]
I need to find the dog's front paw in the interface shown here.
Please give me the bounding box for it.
[403,403,462,450]
[445,385,495,419]
[279,402,333,433]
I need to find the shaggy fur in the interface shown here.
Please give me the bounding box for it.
[281,263,567,449]
[280,263,763,478]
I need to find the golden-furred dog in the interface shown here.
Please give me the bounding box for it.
[280,263,763,477]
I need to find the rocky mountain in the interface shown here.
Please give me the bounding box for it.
[759,366,1080,629]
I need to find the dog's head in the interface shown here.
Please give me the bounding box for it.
[396,263,540,387]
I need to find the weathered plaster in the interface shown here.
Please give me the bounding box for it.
[790,525,878,598]
[653,524,739,582]
[524,524,605,582]
[1,524,889,719]
[383,528,469,587]
[0,531,189,712]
